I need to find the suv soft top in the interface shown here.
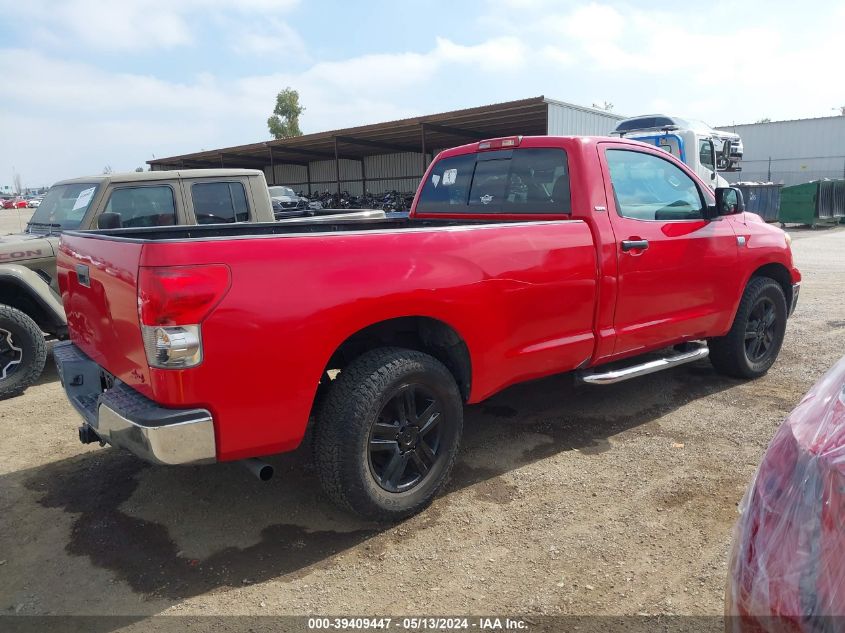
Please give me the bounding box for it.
[53,169,264,187]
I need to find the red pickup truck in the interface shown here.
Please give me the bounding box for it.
[54,135,800,520]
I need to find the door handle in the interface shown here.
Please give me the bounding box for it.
[621,239,649,252]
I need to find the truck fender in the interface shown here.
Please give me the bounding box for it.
[0,265,67,335]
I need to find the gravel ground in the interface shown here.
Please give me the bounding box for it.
[1,223,843,623]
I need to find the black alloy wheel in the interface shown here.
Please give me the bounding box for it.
[367,383,444,493]
[744,297,778,363]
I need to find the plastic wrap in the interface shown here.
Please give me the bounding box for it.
[727,355,845,630]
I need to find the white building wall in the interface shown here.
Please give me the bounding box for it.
[546,99,624,136]
[717,116,845,185]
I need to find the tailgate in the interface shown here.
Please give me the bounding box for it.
[57,234,152,396]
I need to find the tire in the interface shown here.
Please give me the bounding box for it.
[0,305,47,399]
[708,277,787,379]
[313,347,463,521]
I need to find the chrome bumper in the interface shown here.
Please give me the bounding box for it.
[94,404,215,465]
[790,282,801,316]
[54,342,216,465]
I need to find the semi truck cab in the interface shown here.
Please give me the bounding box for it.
[612,115,743,190]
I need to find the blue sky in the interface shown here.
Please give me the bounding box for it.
[1,0,843,187]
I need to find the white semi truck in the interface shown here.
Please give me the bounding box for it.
[611,115,743,189]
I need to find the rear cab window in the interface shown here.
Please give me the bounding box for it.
[191,181,251,224]
[416,147,571,214]
[103,185,177,228]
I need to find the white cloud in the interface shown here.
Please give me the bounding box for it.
[229,18,308,58]
[0,33,533,184]
[434,36,527,72]
[483,0,845,123]
[540,45,575,66]
[0,0,301,51]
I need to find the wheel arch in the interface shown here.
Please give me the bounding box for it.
[322,316,472,403]
[0,266,66,336]
[749,262,793,310]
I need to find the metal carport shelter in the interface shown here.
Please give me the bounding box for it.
[148,96,623,195]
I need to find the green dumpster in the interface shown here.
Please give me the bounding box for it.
[779,180,845,228]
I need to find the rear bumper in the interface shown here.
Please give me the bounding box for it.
[54,342,216,465]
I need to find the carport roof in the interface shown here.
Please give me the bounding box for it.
[148,96,556,169]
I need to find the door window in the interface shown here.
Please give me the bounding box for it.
[104,186,176,227]
[606,149,704,221]
[699,140,715,172]
[192,181,250,224]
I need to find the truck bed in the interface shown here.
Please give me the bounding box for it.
[61,215,528,242]
[58,216,598,461]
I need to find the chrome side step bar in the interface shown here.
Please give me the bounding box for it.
[577,345,709,385]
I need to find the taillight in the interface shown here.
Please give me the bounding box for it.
[139,265,230,326]
[138,265,230,369]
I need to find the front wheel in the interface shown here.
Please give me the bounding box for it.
[314,347,463,521]
[708,277,787,379]
[0,305,47,399]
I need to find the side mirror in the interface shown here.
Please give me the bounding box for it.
[97,212,122,229]
[710,187,745,218]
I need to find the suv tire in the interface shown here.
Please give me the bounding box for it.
[0,305,47,399]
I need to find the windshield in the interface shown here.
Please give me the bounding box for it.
[27,183,99,232]
[268,186,296,198]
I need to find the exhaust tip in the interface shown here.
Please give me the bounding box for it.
[241,457,274,482]
[257,464,274,482]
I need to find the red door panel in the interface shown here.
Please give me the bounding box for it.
[598,143,740,357]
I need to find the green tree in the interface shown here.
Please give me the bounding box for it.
[135,167,144,172]
[267,87,305,139]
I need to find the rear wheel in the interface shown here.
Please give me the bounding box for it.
[0,305,47,399]
[708,277,787,379]
[314,347,463,521]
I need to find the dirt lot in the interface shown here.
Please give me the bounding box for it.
[1,221,844,623]
[0,208,35,235]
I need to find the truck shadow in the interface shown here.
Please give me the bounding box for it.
[33,347,60,387]
[12,360,741,616]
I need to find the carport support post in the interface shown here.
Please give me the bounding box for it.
[361,159,367,195]
[306,163,312,195]
[420,123,427,175]
[268,148,275,185]
[333,137,341,195]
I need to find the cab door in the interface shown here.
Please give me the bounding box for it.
[597,143,741,357]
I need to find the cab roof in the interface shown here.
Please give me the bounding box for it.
[437,135,647,160]
[52,168,263,187]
